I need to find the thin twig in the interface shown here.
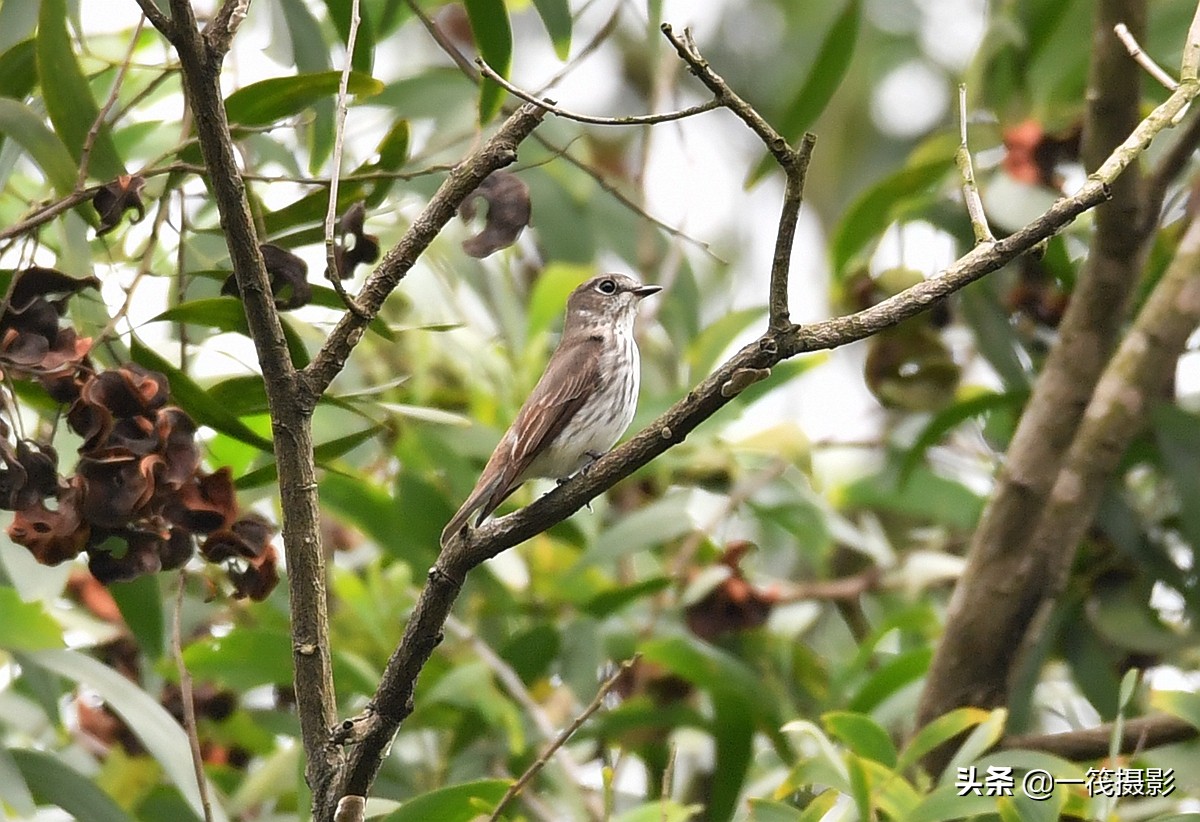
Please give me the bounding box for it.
[323,0,368,318]
[485,656,639,822]
[173,573,214,822]
[1114,22,1179,91]
[660,23,811,328]
[403,0,719,260]
[444,616,604,821]
[77,15,145,189]
[477,57,722,126]
[956,84,996,245]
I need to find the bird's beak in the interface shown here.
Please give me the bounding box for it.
[632,284,662,299]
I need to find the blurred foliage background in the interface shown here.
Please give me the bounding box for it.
[3,0,1200,819]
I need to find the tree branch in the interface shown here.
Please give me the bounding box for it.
[1001,715,1198,759]
[132,0,173,40]
[206,0,251,56]
[476,57,723,125]
[916,0,1161,758]
[317,19,1196,815]
[153,0,341,794]
[660,23,809,329]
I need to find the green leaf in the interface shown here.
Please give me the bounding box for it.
[25,649,228,822]
[109,575,165,659]
[907,784,1003,822]
[576,493,695,568]
[36,0,124,180]
[10,749,133,822]
[0,97,78,194]
[130,335,275,452]
[0,39,37,100]
[896,707,991,772]
[385,779,510,822]
[1153,404,1200,556]
[183,627,294,691]
[830,151,956,277]
[324,0,376,74]
[578,576,672,617]
[821,711,898,766]
[613,801,705,822]
[149,296,311,368]
[748,0,860,185]
[1150,688,1200,730]
[374,118,410,169]
[0,746,35,818]
[748,799,804,822]
[225,71,384,126]
[0,587,63,652]
[900,391,1027,482]
[842,466,983,530]
[531,0,572,59]
[847,648,933,714]
[321,472,432,570]
[688,308,765,381]
[236,424,384,489]
[463,0,512,122]
[942,707,1007,776]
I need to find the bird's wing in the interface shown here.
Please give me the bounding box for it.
[440,336,601,543]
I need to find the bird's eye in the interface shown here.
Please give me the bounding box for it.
[597,278,617,295]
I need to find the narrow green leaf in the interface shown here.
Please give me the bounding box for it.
[749,0,860,185]
[830,153,956,277]
[748,799,804,822]
[688,307,766,381]
[942,707,1007,776]
[896,707,990,772]
[25,649,228,822]
[325,0,376,74]
[1153,405,1200,555]
[899,391,1027,482]
[130,336,275,452]
[463,0,512,122]
[822,711,898,766]
[386,779,511,822]
[109,575,165,659]
[183,627,295,691]
[225,71,384,126]
[0,587,62,652]
[10,749,132,822]
[0,39,37,100]
[531,0,572,59]
[37,0,124,180]
[0,98,78,194]
[1149,689,1200,730]
[0,745,35,818]
[846,647,933,713]
[374,118,410,169]
[148,296,311,368]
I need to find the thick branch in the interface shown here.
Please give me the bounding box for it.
[157,0,339,793]
[1001,715,1198,759]
[302,102,547,397]
[917,0,1158,750]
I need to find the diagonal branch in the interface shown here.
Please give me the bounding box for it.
[315,17,1200,816]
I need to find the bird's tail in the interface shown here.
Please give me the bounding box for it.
[440,474,505,546]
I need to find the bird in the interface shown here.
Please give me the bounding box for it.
[441,274,661,544]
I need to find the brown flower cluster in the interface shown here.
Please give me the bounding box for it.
[1,268,279,599]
